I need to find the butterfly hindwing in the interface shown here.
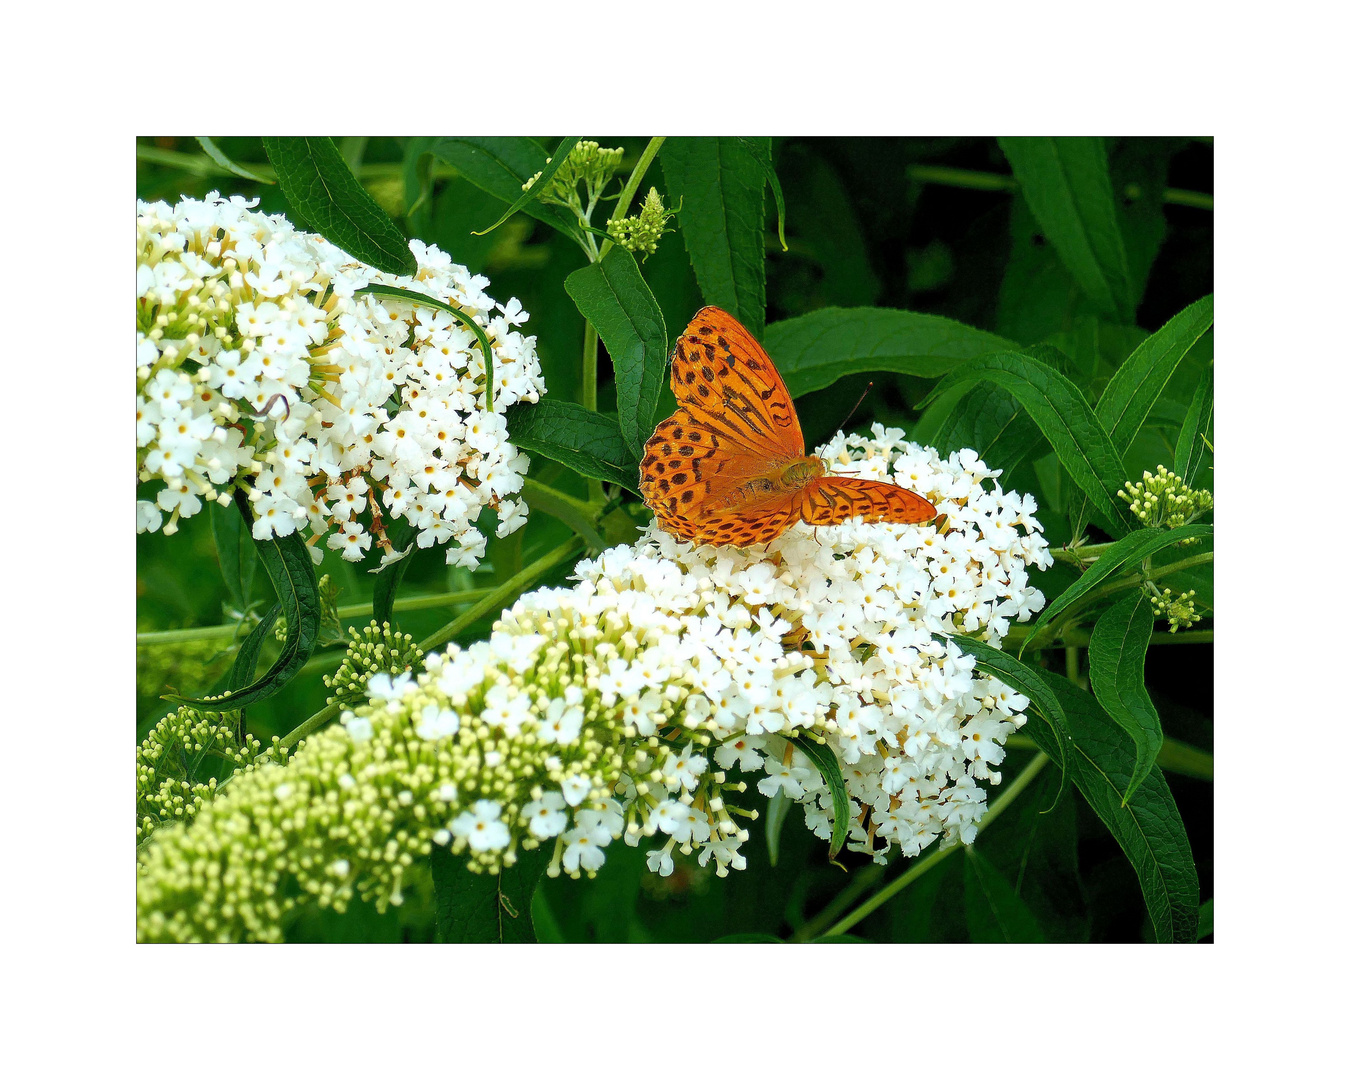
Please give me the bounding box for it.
[800,477,937,527]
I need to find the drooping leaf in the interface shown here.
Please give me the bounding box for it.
[424,136,578,238]
[564,247,669,457]
[765,307,1013,398]
[431,842,551,943]
[371,521,417,629]
[733,135,789,251]
[1088,591,1164,804]
[262,136,416,276]
[473,136,580,236]
[942,633,1070,803]
[963,847,1047,943]
[210,498,257,612]
[661,136,767,339]
[1021,524,1214,653]
[1175,364,1214,488]
[998,137,1135,321]
[355,282,495,411]
[1022,671,1199,943]
[765,790,790,868]
[227,602,280,691]
[168,491,320,710]
[401,136,437,237]
[503,399,640,493]
[195,137,273,184]
[785,734,850,860]
[917,351,1134,534]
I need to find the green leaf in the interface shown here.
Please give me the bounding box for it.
[1021,524,1214,653]
[661,136,767,339]
[1175,365,1214,488]
[504,399,640,493]
[1088,592,1164,804]
[564,247,669,457]
[765,789,790,868]
[261,136,416,276]
[963,847,1047,943]
[355,282,495,411]
[473,136,579,236]
[1023,671,1199,943]
[785,734,850,860]
[931,382,1045,475]
[401,136,436,238]
[227,602,279,690]
[210,498,257,612]
[168,492,320,710]
[1094,294,1215,454]
[764,307,1013,398]
[998,137,1135,321]
[918,351,1134,534]
[1198,898,1214,941]
[424,136,579,238]
[195,137,273,184]
[733,136,789,251]
[372,521,417,629]
[941,633,1070,804]
[430,842,550,942]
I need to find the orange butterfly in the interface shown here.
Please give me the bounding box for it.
[640,306,938,546]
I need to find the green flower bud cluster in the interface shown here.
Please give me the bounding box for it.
[1148,585,1201,632]
[1119,465,1214,540]
[137,706,284,844]
[526,140,625,206]
[323,620,424,705]
[608,188,676,260]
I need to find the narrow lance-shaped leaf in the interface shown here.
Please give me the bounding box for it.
[765,790,790,868]
[355,283,495,412]
[733,135,789,251]
[998,137,1135,321]
[473,136,580,236]
[372,521,417,629]
[210,498,257,612]
[564,247,669,457]
[1174,364,1214,488]
[168,490,321,711]
[262,136,416,276]
[661,137,767,339]
[503,399,640,493]
[1021,670,1199,943]
[785,734,850,861]
[931,381,1046,476]
[1021,524,1213,654]
[918,351,1134,535]
[195,137,273,184]
[764,307,1014,397]
[425,136,579,237]
[1088,591,1164,804]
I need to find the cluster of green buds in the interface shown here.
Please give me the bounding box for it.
[137,705,284,844]
[608,187,677,260]
[324,620,424,705]
[1148,585,1202,632]
[1119,465,1214,540]
[525,140,624,213]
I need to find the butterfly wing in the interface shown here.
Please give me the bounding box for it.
[668,306,804,463]
[800,477,937,527]
[658,486,804,547]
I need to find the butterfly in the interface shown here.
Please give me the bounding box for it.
[639,306,938,546]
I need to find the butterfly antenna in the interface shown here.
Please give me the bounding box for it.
[838,382,874,433]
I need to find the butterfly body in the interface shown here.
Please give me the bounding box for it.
[640,307,937,547]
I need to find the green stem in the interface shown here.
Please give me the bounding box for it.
[599,136,666,261]
[904,163,1213,211]
[418,536,585,654]
[1066,645,1081,687]
[279,700,343,752]
[812,753,1050,940]
[1004,625,1212,649]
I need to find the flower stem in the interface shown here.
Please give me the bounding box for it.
[600,137,666,261]
[809,752,1049,941]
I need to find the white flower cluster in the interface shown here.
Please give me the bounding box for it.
[136,192,545,566]
[378,425,1051,878]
